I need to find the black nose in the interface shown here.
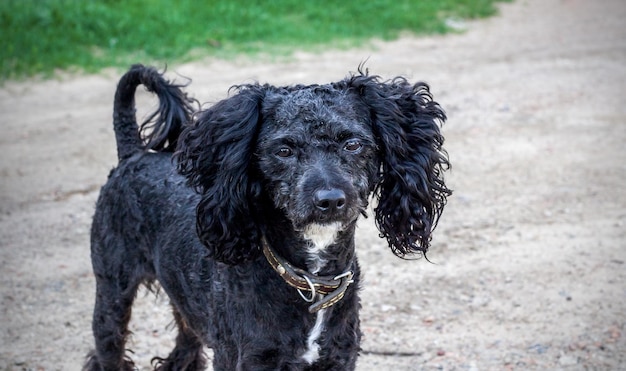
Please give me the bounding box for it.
[314,189,346,212]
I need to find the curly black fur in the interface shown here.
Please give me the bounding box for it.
[84,65,450,370]
[338,73,451,257]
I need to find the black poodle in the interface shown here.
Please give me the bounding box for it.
[84,64,451,370]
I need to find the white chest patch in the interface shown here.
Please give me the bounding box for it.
[301,308,327,364]
[299,223,340,364]
[302,222,342,274]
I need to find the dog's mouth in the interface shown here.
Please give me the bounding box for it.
[293,218,347,235]
[289,202,366,234]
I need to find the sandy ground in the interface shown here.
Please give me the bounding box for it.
[1,0,625,369]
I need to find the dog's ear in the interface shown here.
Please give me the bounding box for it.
[175,85,266,264]
[347,72,451,258]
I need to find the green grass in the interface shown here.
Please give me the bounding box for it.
[1,0,510,80]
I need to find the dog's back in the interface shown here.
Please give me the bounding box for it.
[93,64,198,256]
[85,65,206,371]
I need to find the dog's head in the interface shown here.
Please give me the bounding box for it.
[255,85,378,235]
[176,69,451,265]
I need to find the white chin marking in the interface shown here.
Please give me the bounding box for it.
[302,222,341,274]
[301,308,326,364]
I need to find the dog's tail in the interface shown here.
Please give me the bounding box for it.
[113,64,196,162]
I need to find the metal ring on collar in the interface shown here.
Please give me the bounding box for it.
[333,271,354,283]
[297,275,317,303]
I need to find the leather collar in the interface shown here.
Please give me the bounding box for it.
[262,238,354,313]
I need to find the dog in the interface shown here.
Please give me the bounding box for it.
[84,64,451,370]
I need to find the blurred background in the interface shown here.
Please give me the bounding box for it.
[1,0,509,80]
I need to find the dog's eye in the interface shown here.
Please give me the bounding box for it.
[276,147,294,158]
[343,140,363,153]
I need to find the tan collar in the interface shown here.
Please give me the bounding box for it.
[262,238,354,313]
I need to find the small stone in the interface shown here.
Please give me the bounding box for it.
[559,354,578,366]
[608,326,621,341]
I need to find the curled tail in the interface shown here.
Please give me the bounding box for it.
[113,64,197,161]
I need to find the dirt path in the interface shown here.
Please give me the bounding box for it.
[1,0,625,369]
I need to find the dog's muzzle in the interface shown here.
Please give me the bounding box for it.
[262,238,354,313]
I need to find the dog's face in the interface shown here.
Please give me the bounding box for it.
[256,88,378,234]
[176,71,450,265]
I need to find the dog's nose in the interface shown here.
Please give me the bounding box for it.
[314,189,346,212]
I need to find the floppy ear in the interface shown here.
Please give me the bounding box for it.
[175,85,266,264]
[348,72,451,258]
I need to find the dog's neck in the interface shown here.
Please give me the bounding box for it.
[259,216,357,363]
[262,220,357,278]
